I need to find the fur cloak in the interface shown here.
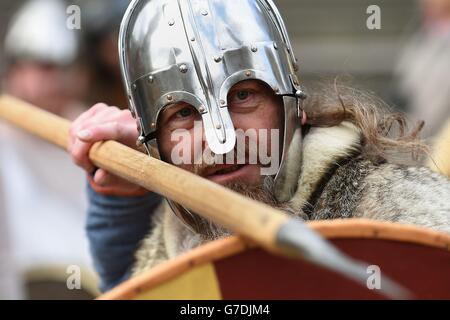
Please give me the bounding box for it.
[132,121,450,275]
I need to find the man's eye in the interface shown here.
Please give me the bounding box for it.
[175,107,194,118]
[230,90,254,104]
[236,90,250,101]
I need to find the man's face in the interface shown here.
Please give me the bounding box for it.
[157,80,283,188]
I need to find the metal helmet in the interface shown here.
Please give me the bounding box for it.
[119,0,306,229]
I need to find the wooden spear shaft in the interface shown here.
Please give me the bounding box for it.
[0,95,287,252]
[0,95,410,298]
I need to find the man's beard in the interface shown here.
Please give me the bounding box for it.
[172,144,300,241]
[175,174,299,241]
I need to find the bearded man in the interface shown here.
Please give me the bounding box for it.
[68,0,450,292]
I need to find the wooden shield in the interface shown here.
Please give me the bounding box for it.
[99,219,450,300]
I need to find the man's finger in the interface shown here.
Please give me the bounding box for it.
[93,169,147,194]
[80,122,138,146]
[69,103,108,150]
[71,103,108,130]
[93,168,109,186]
[71,138,96,173]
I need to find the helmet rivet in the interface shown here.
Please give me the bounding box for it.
[132,84,137,90]
[251,45,258,53]
[136,136,146,147]
[151,122,156,129]
[273,42,278,50]
[201,10,208,16]
[245,70,252,77]
[168,19,175,26]
[167,95,173,101]
[148,76,154,83]
[216,124,222,130]
[213,55,222,63]
[179,64,188,73]
[190,37,196,42]
[199,106,206,113]
[296,90,308,100]
[220,100,226,106]
[274,87,280,93]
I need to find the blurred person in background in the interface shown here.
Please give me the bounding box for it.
[396,0,450,139]
[0,0,96,299]
[2,0,88,118]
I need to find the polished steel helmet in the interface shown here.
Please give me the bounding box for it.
[119,0,306,228]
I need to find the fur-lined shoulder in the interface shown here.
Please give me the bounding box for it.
[132,204,168,275]
[355,164,450,234]
[289,121,362,211]
[132,120,450,275]
[132,201,206,276]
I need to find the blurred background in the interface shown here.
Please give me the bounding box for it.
[0,0,449,299]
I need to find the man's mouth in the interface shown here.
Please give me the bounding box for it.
[212,165,243,175]
[204,164,249,184]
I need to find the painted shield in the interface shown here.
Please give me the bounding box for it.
[100,220,450,300]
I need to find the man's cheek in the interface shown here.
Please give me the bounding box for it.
[259,128,281,176]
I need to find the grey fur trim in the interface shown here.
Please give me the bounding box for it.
[132,121,450,275]
[355,164,450,234]
[306,156,381,220]
[131,205,169,276]
[132,201,206,276]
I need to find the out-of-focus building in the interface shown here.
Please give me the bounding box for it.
[277,0,418,102]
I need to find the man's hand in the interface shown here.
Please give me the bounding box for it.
[68,103,149,196]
